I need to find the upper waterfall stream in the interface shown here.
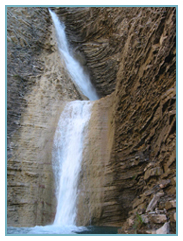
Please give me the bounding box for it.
[49,9,99,101]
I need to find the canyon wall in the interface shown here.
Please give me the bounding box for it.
[55,7,176,233]
[7,7,176,234]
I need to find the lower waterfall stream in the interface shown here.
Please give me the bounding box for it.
[52,101,93,227]
[7,9,119,235]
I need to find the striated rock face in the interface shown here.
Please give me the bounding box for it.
[7,7,176,233]
[110,7,176,233]
[7,7,82,226]
[56,7,176,232]
[52,7,124,97]
[77,94,115,226]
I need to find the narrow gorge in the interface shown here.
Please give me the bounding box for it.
[7,7,176,234]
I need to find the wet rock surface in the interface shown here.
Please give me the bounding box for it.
[7,7,176,234]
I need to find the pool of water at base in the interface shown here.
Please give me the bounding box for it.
[7,225,119,235]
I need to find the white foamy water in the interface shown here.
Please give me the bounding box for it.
[7,225,87,235]
[49,9,98,230]
[52,101,93,226]
[49,9,98,101]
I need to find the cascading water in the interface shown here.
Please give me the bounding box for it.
[49,9,98,101]
[49,8,99,231]
[52,101,92,227]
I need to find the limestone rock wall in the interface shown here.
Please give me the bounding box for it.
[56,7,176,233]
[77,94,115,226]
[109,7,176,233]
[7,7,82,226]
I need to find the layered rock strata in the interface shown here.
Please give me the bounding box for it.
[7,7,176,234]
[77,94,115,226]
[56,7,176,233]
[111,7,176,233]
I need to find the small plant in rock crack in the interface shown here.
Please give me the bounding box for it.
[133,212,144,232]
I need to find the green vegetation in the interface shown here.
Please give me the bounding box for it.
[133,212,144,232]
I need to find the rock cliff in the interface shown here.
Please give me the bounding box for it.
[7,7,82,226]
[7,7,176,234]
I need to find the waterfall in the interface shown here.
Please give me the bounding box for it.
[49,9,99,229]
[52,101,92,226]
[49,9,98,101]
